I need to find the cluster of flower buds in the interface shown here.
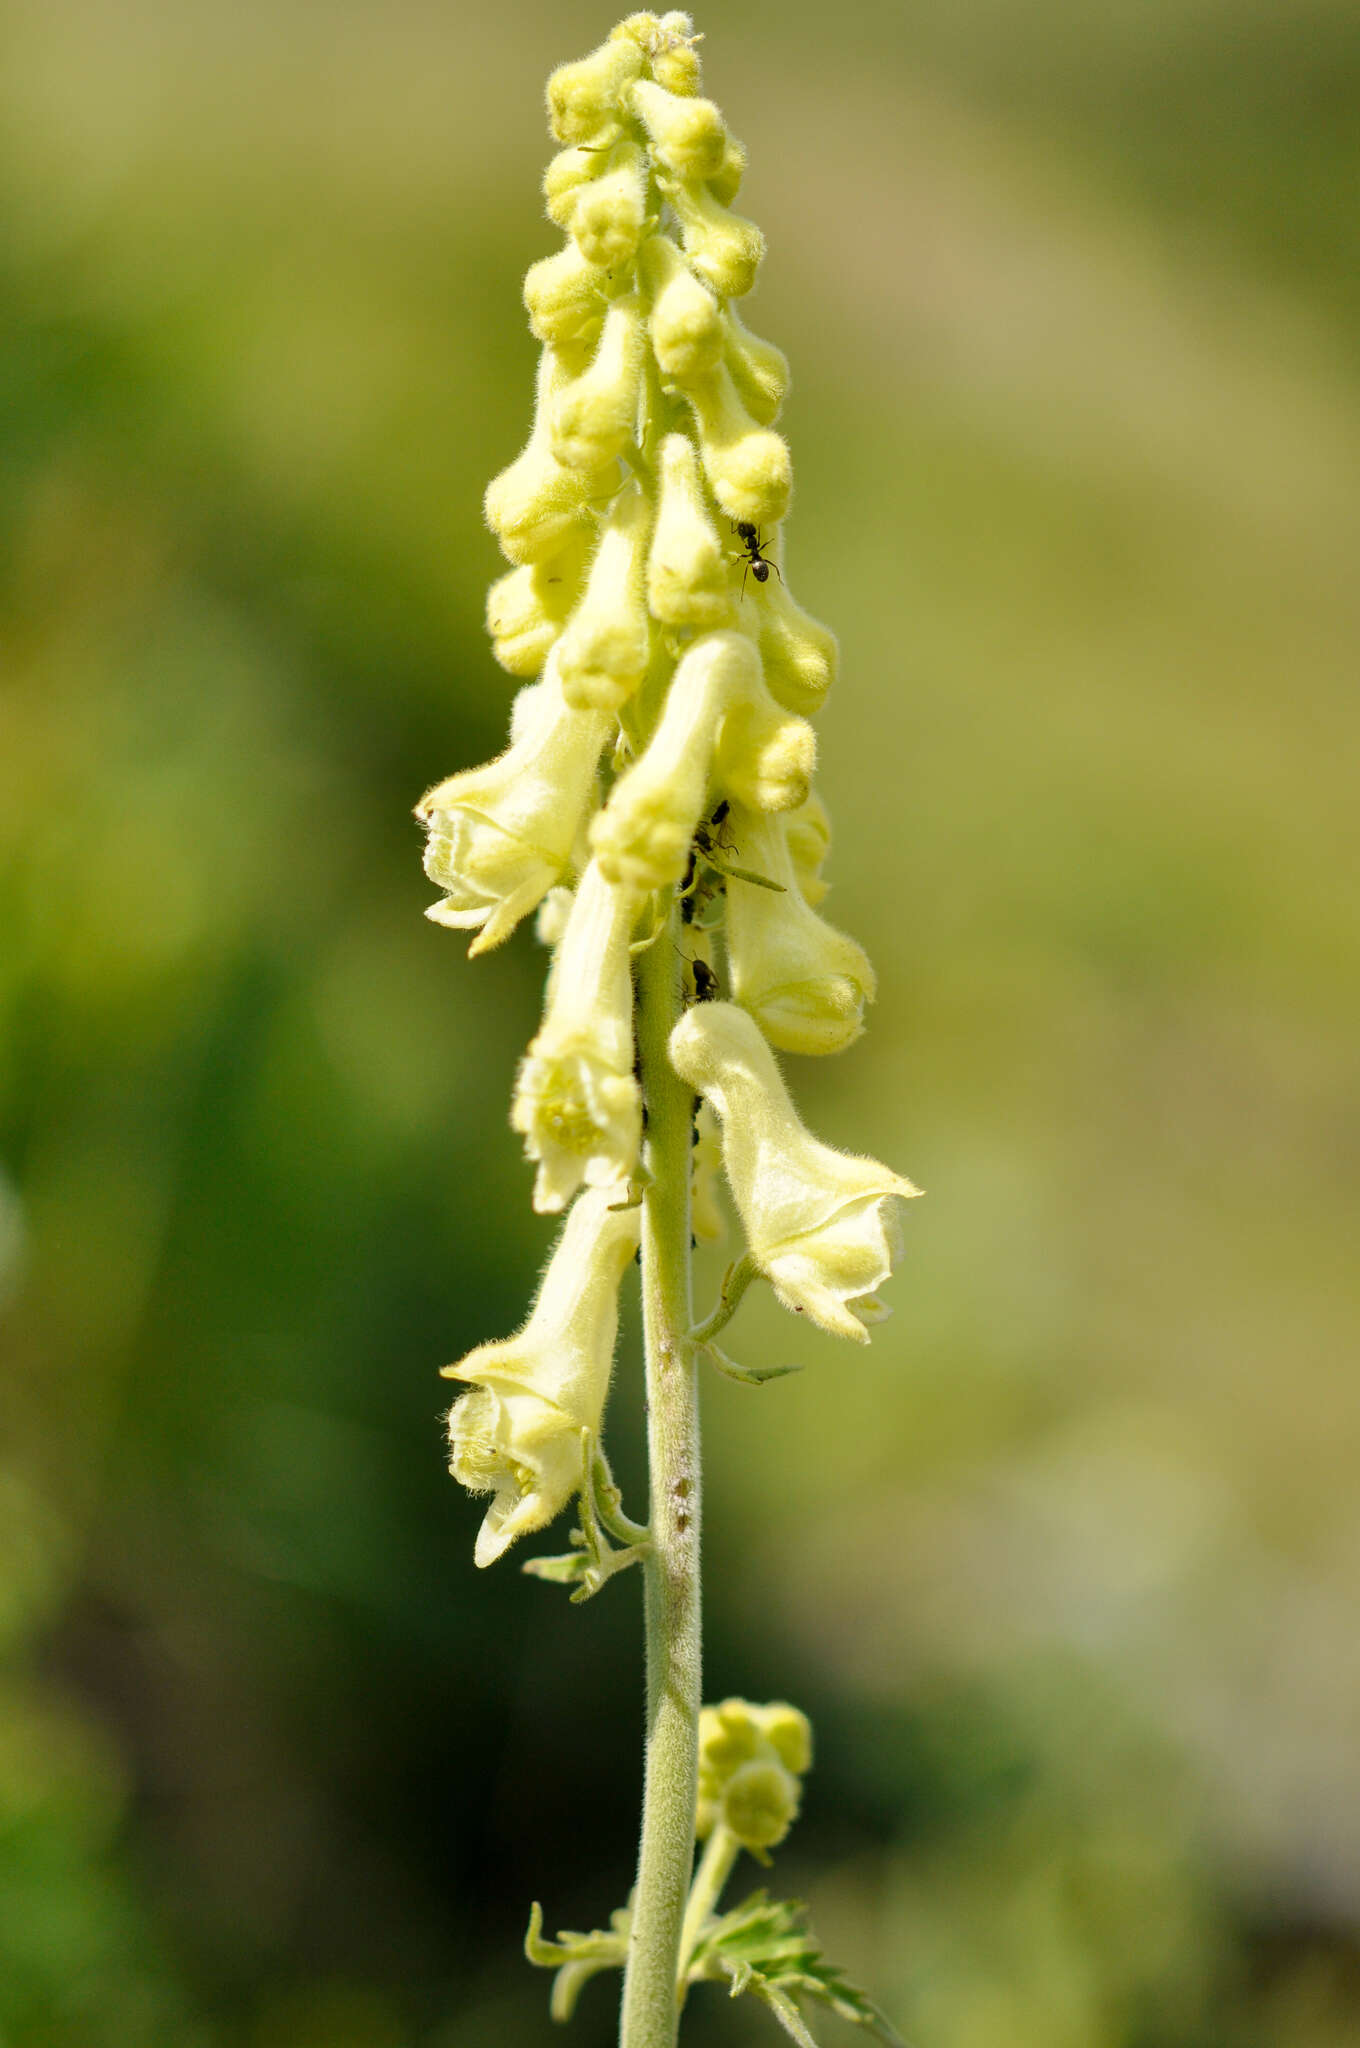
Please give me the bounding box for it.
[695,1697,813,1856]
[421,13,918,1565]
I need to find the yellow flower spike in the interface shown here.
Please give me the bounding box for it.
[629,79,727,182]
[646,432,732,628]
[669,1002,920,1341]
[661,175,765,300]
[444,1188,641,1566]
[714,673,816,816]
[416,658,610,955]
[639,234,724,381]
[570,141,650,270]
[550,294,647,473]
[512,859,644,1213]
[723,803,876,1056]
[783,788,833,905]
[681,362,792,529]
[590,629,759,890]
[523,243,608,352]
[486,533,588,677]
[546,35,646,146]
[556,482,653,712]
[724,305,790,426]
[485,348,616,565]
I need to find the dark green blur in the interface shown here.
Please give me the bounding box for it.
[2,2,1358,2044]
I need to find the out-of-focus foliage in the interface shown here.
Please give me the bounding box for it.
[1,2,1358,2045]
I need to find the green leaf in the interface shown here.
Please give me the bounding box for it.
[687,1891,904,2047]
[703,1342,804,1387]
[521,1550,593,1587]
[524,1900,630,2022]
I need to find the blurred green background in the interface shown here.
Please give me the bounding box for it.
[3,1,1359,2043]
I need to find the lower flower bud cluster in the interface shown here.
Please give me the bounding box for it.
[424,13,919,1567]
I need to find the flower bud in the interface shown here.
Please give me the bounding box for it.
[550,295,646,472]
[547,36,645,146]
[723,805,875,1055]
[724,306,789,425]
[669,1002,919,1341]
[444,1188,640,1565]
[485,349,615,565]
[543,145,605,231]
[646,432,731,629]
[523,242,607,351]
[512,860,643,1212]
[752,538,839,716]
[783,789,833,905]
[629,79,727,182]
[556,482,653,712]
[570,141,649,269]
[683,364,791,529]
[610,16,704,96]
[707,133,747,209]
[417,656,609,955]
[485,531,588,677]
[662,176,764,300]
[639,235,723,381]
[714,676,815,815]
[696,1697,812,1851]
[590,630,758,890]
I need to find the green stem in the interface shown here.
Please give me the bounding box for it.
[619,896,701,2048]
[676,1825,741,1995]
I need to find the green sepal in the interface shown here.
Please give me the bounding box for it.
[521,1433,650,1601]
[703,1342,804,1387]
[687,1891,904,2047]
[525,1899,631,2021]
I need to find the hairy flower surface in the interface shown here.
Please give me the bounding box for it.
[723,804,875,1055]
[670,1003,918,1341]
[417,659,609,955]
[445,1190,641,1565]
[512,859,643,1212]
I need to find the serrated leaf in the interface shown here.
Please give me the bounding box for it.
[688,1891,904,2047]
[524,1900,630,2022]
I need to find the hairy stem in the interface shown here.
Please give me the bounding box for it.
[619,897,701,2048]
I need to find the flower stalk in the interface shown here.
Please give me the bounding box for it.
[418,15,918,2045]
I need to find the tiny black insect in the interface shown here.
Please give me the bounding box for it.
[690,957,720,1003]
[734,521,782,596]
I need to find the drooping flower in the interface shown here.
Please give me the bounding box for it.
[444,1188,641,1566]
[723,803,875,1056]
[512,859,643,1212]
[669,1002,919,1341]
[416,654,610,955]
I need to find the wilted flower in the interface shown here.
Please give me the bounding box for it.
[512,859,643,1212]
[444,1189,641,1566]
[669,1002,919,1341]
[417,655,610,955]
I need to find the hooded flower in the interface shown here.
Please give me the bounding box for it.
[512,859,643,1211]
[669,1002,919,1341]
[723,803,875,1056]
[417,654,610,955]
[590,629,755,890]
[444,1188,641,1566]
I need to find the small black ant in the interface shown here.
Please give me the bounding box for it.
[734,522,782,597]
[690,957,720,1003]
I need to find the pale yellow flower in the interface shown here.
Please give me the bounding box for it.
[669,1002,919,1341]
[444,1189,640,1566]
